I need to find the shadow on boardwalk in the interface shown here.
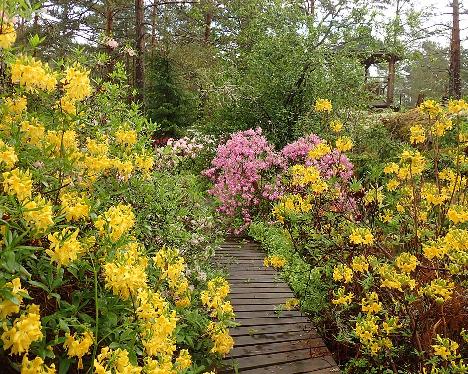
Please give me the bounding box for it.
[214,239,340,374]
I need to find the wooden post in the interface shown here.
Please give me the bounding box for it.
[387,56,396,107]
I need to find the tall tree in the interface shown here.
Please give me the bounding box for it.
[134,0,145,101]
[448,0,461,98]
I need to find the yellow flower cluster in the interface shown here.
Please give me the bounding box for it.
[94,347,142,374]
[3,168,32,201]
[60,192,90,221]
[314,98,332,113]
[207,321,234,356]
[349,227,374,245]
[0,278,29,320]
[46,228,82,267]
[64,331,94,369]
[354,315,393,356]
[23,195,54,232]
[21,355,56,374]
[272,194,312,222]
[335,136,353,152]
[409,124,425,144]
[284,298,299,310]
[447,99,468,114]
[361,292,382,314]
[11,56,57,92]
[420,279,455,303]
[330,119,343,133]
[447,205,468,224]
[154,247,191,307]
[95,203,135,242]
[103,242,148,300]
[0,139,18,169]
[200,277,233,318]
[1,304,43,355]
[116,127,138,148]
[419,99,442,119]
[333,264,353,283]
[264,255,287,269]
[332,287,354,306]
[5,96,27,115]
[290,164,327,193]
[308,142,331,159]
[0,22,16,49]
[431,335,459,360]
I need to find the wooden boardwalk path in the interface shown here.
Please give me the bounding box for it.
[214,239,340,374]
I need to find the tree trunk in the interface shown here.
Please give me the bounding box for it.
[106,1,114,36]
[305,0,315,16]
[135,0,145,102]
[204,11,212,43]
[449,0,461,99]
[151,0,159,47]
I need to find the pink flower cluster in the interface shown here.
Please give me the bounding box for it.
[203,128,354,230]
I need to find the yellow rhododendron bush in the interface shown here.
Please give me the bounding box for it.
[0,25,234,373]
[269,99,467,372]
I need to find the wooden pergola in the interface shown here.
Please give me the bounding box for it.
[362,51,402,108]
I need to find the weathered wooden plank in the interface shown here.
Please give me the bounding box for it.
[225,349,333,371]
[230,285,292,292]
[230,323,312,337]
[236,316,309,326]
[233,310,305,319]
[229,338,325,358]
[229,292,294,299]
[233,330,319,346]
[231,298,292,306]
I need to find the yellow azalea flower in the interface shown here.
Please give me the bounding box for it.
[56,96,76,115]
[61,63,93,101]
[115,127,138,147]
[447,99,468,114]
[351,255,369,273]
[176,349,192,370]
[419,99,442,119]
[10,56,57,92]
[330,119,343,132]
[349,227,374,245]
[3,168,32,201]
[432,118,452,137]
[60,192,90,222]
[0,140,18,170]
[333,264,353,283]
[46,228,82,267]
[332,287,354,306]
[20,120,45,146]
[23,195,54,232]
[4,96,27,114]
[64,331,93,369]
[284,298,299,310]
[1,304,43,355]
[314,98,332,113]
[361,292,382,314]
[421,278,455,303]
[395,252,418,273]
[207,322,234,356]
[264,255,287,269]
[21,355,56,374]
[386,178,399,191]
[335,136,353,152]
[0,278,29,319]
[308,142,331,159]
[379,209,393,223]
[410,125,425,144]
[0,22,16,49]
[383,162,399,174]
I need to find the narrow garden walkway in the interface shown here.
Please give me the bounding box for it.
[214,239,340,374]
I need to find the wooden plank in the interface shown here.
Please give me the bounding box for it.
[229,292,294,299]
[222,356,336,374]
[230,323,312,336]
[236,316,310,326]
[229,338,325,358]
[230,285,292,293]
[233,310,305,319]
[233,304,292,312]
[234,330,318,346]
[225,349,333,371]
[231,298,292,306]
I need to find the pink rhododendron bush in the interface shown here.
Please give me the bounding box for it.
[203,128,354,231]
